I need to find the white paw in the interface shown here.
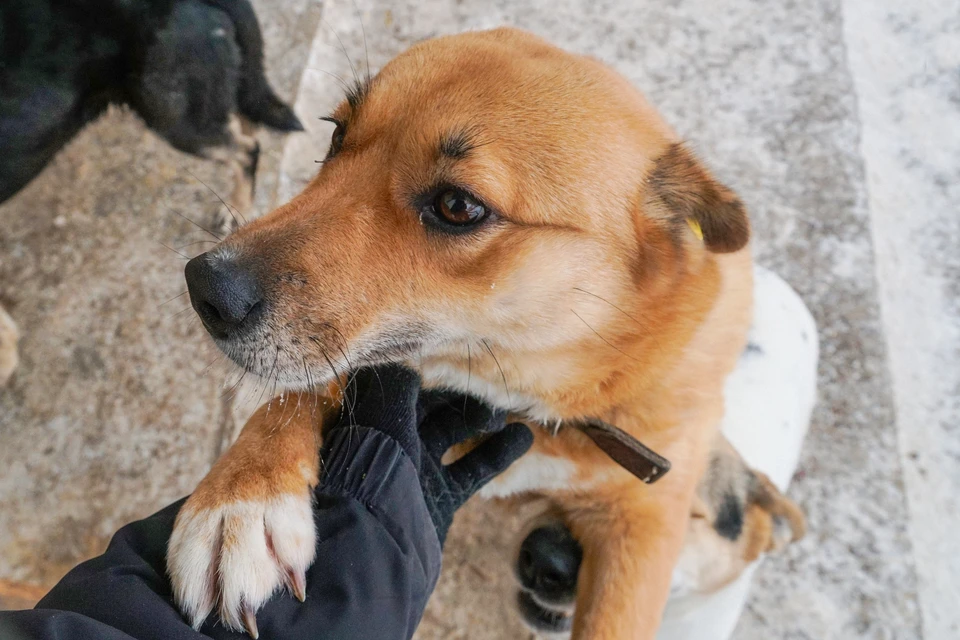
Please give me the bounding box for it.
[168,494,316,637]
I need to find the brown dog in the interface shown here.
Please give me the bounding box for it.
[168,28,803,638]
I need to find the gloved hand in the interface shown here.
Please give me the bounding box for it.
[326,364,534,544]
[328,364,426,468]
[415,389,533,543]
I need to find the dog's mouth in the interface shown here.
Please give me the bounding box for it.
[208,313,432,391]
[516,590,574,634]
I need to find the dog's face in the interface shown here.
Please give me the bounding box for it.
[184,28,747,416]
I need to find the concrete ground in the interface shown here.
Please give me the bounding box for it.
[1,1,957,638]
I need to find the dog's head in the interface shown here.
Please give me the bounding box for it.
[184,28,748,417]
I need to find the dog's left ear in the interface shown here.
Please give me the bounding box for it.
[647,143,749,253]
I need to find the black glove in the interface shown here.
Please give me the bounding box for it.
[329,364,426,468]
[415,390,533,544]
[325,365,534,544]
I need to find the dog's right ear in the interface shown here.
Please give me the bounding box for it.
[647,144,750,253]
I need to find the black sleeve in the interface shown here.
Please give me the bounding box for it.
[0,427,442,640]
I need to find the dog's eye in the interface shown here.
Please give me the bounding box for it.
[329,124,346,157]
[433,189,487,226]
[321,118,346,159]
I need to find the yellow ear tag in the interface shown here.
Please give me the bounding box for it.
[686,218,703,241]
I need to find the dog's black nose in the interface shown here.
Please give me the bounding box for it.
[184,252,262,340]
[517,524,582,605]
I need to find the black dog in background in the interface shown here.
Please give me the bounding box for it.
[0,0,302,387]
[0,0,302,203]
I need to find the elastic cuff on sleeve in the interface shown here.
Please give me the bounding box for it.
[321,427,412,509]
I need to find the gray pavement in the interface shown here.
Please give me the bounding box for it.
[1,1,957,638]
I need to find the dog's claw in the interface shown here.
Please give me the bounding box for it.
[286,567,306,602]
[241,602,259,639]
[169,495,317,635]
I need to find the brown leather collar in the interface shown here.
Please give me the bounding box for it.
[574,420,671,484]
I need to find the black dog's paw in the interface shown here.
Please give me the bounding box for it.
[239,91,303,133]
[514,522,581,635]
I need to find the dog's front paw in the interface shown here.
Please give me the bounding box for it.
[166,391,325,636]
[168,492,315,636]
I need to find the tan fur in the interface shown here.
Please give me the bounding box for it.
[171,28,803,638]
[183,392,331,512]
